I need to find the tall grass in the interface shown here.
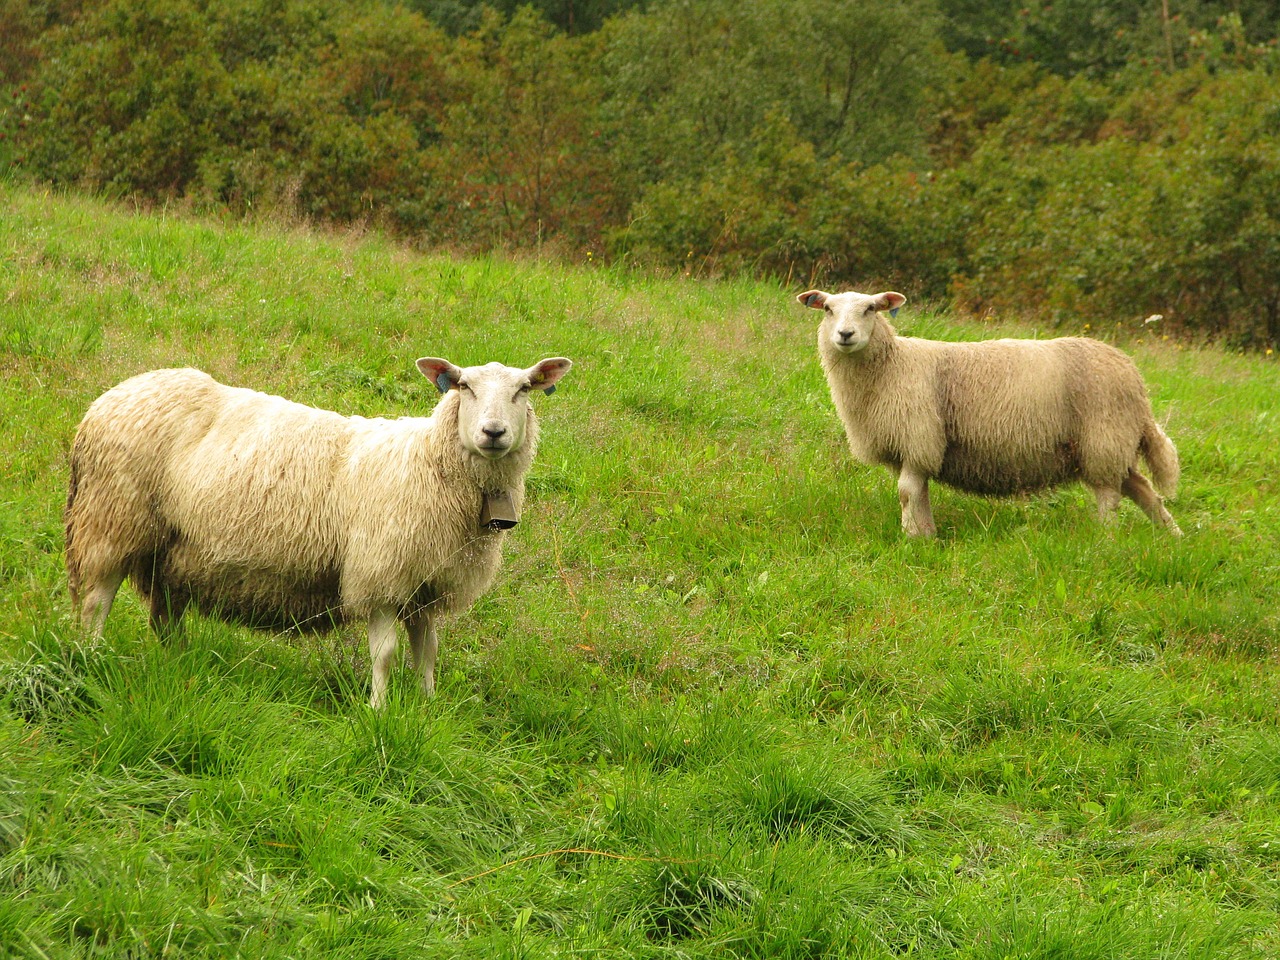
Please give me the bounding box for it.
[2,184,1278,957]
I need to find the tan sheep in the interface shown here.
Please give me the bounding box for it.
[797,289,1180,538]
[65,357,572,706]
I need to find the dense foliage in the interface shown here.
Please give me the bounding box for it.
[2,0,1278,345]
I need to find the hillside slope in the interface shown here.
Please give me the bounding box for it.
[2,185,1278,958]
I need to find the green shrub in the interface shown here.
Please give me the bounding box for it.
[953,64,1280,346]
[21,0,238,193]
[431,5,615,249]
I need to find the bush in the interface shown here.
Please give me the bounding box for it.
[614,111,962,296]
[21,0,240,193]
[953,64,1280,346]
[17,0,453,226]
[431,6,616,249]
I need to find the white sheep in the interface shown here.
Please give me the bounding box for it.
[64,357,572,706]
[797,288,1180,538]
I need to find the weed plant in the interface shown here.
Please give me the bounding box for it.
[2,184,1278,957]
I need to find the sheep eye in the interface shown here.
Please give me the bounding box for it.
[458,382,472,393]
[823,305,833,314]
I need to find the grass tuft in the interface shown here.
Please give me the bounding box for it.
[718,747,915,850]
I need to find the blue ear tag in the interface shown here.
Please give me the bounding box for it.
[541,384,556,396]
[435,373,452,394]
[890,307,900,318]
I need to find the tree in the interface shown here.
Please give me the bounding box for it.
[600,0,942,240]
[433,6,615,248]
[404,0,640,36]
[935,0,1280,77]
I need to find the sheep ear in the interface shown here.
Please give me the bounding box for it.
[873,292,906,313]
[797,290,828,310]
[416,358,463,393]
[528,357,572,395]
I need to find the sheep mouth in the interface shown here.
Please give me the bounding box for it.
[475,441,513,459]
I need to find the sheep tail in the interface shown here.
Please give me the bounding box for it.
[1141,418,1180,499]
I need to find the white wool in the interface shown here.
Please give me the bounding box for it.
[66,357,572,705]
[797,289,1180,538]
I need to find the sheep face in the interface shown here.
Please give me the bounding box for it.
[417,357,572,460]
[797,289,907,355]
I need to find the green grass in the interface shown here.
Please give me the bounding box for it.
[2,182,1279,958]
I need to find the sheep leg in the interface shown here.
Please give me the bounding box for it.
[898,466,937,538]
[148,589,189,641]
[405,609,439,697]
[1122,470,1182,535]
[78,571,125,636]
[1091,485,1122,525]
[367,606,400,709]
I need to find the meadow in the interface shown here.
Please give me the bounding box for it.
[2,183,1278,958]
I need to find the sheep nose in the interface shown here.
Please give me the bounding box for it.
[837,330,854,342]
[481,422,508,440]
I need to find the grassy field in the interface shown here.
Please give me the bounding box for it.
[2,182,1278,958]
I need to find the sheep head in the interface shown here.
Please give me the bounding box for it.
[797,289,906,355]
[416,357,572,460]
